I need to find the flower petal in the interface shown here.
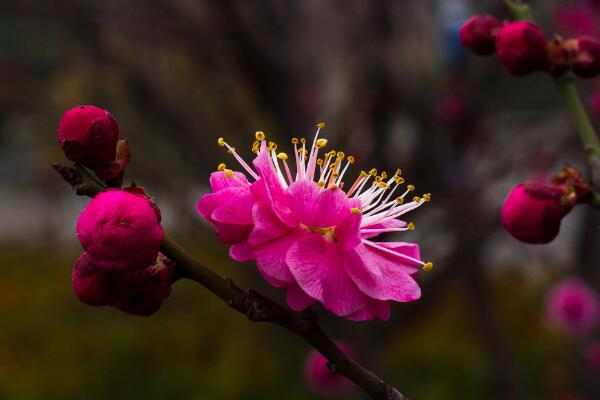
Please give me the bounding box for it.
[346,300,391,321]
[286,284,316,311]
[361,219,407,239]
[371,242,421,278]
[286,179,354,228]
[248,201,291,247]
[210,188,254,225]
[343,244,421,302]
[252,143,296,226]
[286,233,367,316]
[209,170,249,192]
[334,199,362,249]
[229,242,254,262]
[215,223,252,244]
[253,231,304,286]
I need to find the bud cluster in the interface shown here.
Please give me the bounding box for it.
[57,105,173,315]
[460,16,600,78]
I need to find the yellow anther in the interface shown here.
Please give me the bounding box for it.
[395,176,405,185]
[331,173,339,179]
[395,168,402,176]
[277,152,288,160]
[336,151,345,159]
[359,171,368,178]
[413,196,421,202]
[317,181,325,187]
[267,141,277,151]
[291,138,299,144]
[224,169,234,178]
[298,148,307,154]
[217,163,226,171]
[300,138,306,144]
[369,168,378,176]
[396,197,404,204]
[407,184,415,191]
[422,262,433,272]
[316,122,326,129]
[378,182,388,189]
[407,222,415,231]
[375,176,382,182]
[347,156,355,164]
[423,193,431,202]
[328,150,337,157]
[350,207,361,214]
[381,171,387,180]
[316,138,328,148]
[217,137,225,147]
[255,131,265,141]
[316,159,323,165]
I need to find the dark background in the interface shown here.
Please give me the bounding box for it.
[1,0,599,399]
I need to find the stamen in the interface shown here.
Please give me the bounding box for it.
[217,163,226,171]
[407,222,415,231]
[362,240,428,267]
[423,262,433,271]
[350,207,361,214]
[346,171,368,197]
[255,131,265,141]
[217,137,259,180]
[224,169,234,178]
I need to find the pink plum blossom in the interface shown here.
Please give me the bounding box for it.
[304,342,355,396]
[196,126,431,321]
[546,278,600,337]
[77,189,164,272]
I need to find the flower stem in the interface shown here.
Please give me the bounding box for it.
[54,164,409,400]
[555,77,600,192]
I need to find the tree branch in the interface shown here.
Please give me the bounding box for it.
[54,163,410,400]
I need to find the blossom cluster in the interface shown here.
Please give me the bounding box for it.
[58,106,174,315]
[197,125,432,321]
[461,16,600,78]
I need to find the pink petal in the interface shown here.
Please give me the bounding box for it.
[286,180,353,228]
[252,143,296,227]
[209,171,249,191]
[286,284,316,311]
[343,244,421,302]
[210,188,254,225]
[215,222,252,244]
[346,300,391,321]
[253,231,305,286]
[361,219,407,239]
[229,242,254,262]
[248,201,291,247]
[371,242,422,278]
[286,233,367,316]
[334,198,362,249]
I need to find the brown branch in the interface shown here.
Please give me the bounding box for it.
[54,162,410,400]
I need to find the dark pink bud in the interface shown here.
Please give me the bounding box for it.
[113,255,173,316]
[459,15,503,56]
[500,182,569,244]
[76,189,163,272]
[572,36,600,78]
[304,342,355,396]
[57,105,120,169]
[72,252,118,306]
[495,21,550,75]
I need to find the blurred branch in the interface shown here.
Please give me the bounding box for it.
[53,163,410,400]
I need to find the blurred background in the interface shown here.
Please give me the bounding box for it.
[2,0,600,398]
